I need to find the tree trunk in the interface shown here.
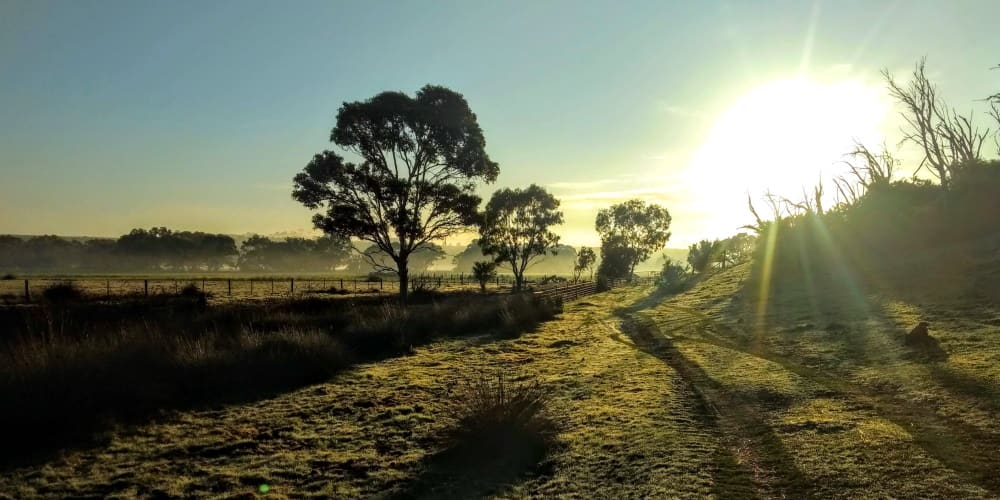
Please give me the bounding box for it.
[398,265,409,302]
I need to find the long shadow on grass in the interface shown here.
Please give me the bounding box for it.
[715,272,1000,495]
[615,311,811,498]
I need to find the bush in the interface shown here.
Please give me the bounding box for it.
[1,273,14,280]
[657,257,692,294]
[365,272,384,283]
[444,369,557,452]
[472,261,497,293]
[41,281,84,304]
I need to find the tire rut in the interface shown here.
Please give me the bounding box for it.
[608,318,812,499]
[640,303,1000,496]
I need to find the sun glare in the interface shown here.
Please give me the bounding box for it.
[685,78,889,233]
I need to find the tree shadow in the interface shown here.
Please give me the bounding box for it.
[613,294,810,498]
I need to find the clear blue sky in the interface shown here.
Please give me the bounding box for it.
[1,0,997,245]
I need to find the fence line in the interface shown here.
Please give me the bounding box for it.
[532,276,657,302]
[0,272,660,304]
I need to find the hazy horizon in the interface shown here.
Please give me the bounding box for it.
[2,0,998,247]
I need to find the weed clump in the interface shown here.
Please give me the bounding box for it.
[445,370,558,455]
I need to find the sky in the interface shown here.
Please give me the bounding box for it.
[1,0,998,247]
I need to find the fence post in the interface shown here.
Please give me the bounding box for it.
[353,279,357,292]
[290,278,295,294]
[24,279,29,301]
[144,279,149,296]
[340,278,343,290]
[249,279,253,296]
[106,280,110,300]
[271,279,274,294]
[228,279,232,296]
[380,279,383,291]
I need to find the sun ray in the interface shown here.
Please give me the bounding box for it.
[798,0,823,78]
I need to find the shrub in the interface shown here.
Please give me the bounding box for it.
[1,273,14,280]
[365,272,384,283]
[472,261,497,293]
[444,369,557,453]
[41,281,84,304]
[657,257,692,294]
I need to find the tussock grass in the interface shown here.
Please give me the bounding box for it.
[445,370,557,449]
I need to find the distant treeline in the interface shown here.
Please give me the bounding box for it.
[0,228,628,275]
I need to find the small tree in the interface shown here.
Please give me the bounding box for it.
[687,239,721,273]
[573,247,596,281]
[595,199,672,280]
[472,261,497,292]
[292,85,499,301]
[479,185,564,291]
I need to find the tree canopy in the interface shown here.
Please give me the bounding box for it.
[292,85,499,299]
[595,199,672,279]
[478,184,564,290]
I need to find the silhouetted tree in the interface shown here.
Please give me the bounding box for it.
[716,233,755,268]
[687,239,721,273]
[883,58,990,188]
[595,236,635,281]
[595,199,672,280]
[573,246,596,281]
[472,261,497,292]
[478,185,564,291]
[292,85,499,300]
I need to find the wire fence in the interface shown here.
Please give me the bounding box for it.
[0,273,659,303]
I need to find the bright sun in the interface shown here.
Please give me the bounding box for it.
[685,77,889,232]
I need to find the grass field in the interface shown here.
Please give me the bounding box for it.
[6,261,1000,498]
